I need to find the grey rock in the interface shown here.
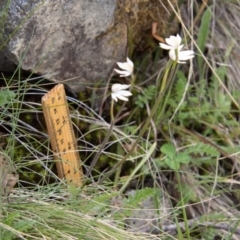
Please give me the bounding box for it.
[0,0,179,92]
[1,0,127,92]
[125,189,172,234]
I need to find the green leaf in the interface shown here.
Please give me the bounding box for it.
[123,188,157,208]
[160,143,176,158]
[197,7,212,68]
[135,85,156,108]
[176,153,191,164]
[165,157,180,170]
[184,143,220,158]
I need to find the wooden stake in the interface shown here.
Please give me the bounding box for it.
[42,84,83,186]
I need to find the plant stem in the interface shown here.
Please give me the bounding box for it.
[175,170,191,239]
[85,100,126,180]
[110,100,114,122]
[99,60,177,184]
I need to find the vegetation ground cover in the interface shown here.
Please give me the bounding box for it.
[1,0,240,239]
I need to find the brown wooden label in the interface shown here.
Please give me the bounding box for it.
[42,84,83,186]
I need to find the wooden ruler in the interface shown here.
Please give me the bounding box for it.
[42,84,83,186]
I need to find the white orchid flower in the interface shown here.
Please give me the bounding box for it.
[159,34,194,63]
[114,57,134,77]
[111,84,132,102]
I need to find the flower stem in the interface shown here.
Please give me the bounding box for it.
[99,60,178,184]
[85,100,127,180]
[110,99,114,122]
[85,100,115,179]
[130,73,136,87]
[160,60,174,93]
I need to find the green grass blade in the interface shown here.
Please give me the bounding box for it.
[197,7,212,68]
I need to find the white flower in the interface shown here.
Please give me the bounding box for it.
[114,57,134,77]
[111,84,132,102]
[159,34,194,63]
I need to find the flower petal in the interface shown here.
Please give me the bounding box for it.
[111,84,132,102]
[116,95,129,101]
[111,93,118,102]
[165,35,182,49]
[165,37,174,47]
[111,83,122,92]
[160,34,195,64]
[169,49,177,61]
[126,57,134,68]
[178,50,195,61]
[115,57,134,77]
[176,34,182,46]
[117,90,132,97]
[114,69,131,77]
[178,44,184,51]
[114,90,132,101]
[159,43,173,50]
[116,62,129,71]
[111,84,131,92]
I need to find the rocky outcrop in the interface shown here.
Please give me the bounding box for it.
[0,0,178,92]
